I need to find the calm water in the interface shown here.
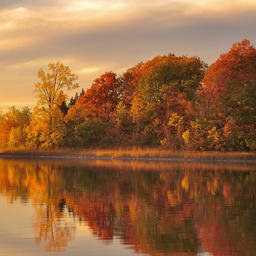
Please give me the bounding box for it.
[0,159,255,256]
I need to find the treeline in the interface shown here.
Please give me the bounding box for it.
[0,39,256,151]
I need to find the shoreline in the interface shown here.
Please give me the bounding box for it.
[1,152,256,164]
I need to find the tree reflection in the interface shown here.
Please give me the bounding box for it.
[33,202,74,252]
[0,160,75,252]
[29,165,75,252]
[0,159,255,255]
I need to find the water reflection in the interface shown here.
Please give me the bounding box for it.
[0,159,255,255]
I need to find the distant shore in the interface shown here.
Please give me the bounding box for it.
[1,148,256,164]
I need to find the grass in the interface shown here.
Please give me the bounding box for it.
[89,147,256,160]
[0,146,256,162]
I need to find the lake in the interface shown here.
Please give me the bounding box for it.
[0,158,255,256]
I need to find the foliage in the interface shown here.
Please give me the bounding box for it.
[201,39,256,118]
[0,106,31,148]
[27,62,78,148]
[74,119,108,147]
[67,72,120,121]
[1,39,256,151]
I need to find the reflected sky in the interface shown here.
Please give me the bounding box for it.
[0,196,140,256]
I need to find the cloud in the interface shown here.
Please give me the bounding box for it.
[0,0,256,108]
[79,67,101,73]
[0,0,57,10]
[64,0,128,12]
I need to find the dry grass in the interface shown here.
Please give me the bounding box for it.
[88,147,256,160]
[0,146,256,162]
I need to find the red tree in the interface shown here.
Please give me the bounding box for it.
[201,39,256,98]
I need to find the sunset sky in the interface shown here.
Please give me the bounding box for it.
[0,0,255,111]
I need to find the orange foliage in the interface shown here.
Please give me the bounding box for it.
[201,39,256,98]
[68,72,120,120]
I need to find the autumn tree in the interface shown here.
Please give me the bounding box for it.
[0,106,31,148]
[114,101,133,135]
[201,39,256,118]
[63,72,121,146]
[200,39,256,151]
[129,54,206,146]
[27,62,78,148]
[119,62,144,108]
[219,80,256,151]
[135,54,206,106]
[69,72,120,120]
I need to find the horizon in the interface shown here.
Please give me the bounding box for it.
[1,0,256,111]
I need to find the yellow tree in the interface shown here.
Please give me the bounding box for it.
[130,95,144,134]
[0,106,31,148]
[27,62,79,148]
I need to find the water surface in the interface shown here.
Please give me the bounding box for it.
[0,159,255,256]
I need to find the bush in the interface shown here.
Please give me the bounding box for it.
[74,119,108,147]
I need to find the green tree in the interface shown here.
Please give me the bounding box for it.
[74,119,108,147]
[220,80,256,151]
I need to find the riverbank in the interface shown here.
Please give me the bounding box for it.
[0,148,256,163]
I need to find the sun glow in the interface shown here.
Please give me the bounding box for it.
[79,67,100,73]
[66,0,127,12]
[0,0,256,108]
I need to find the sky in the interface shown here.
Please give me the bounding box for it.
[0,0,256,111]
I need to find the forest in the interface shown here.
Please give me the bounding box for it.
[0,39,256,151]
